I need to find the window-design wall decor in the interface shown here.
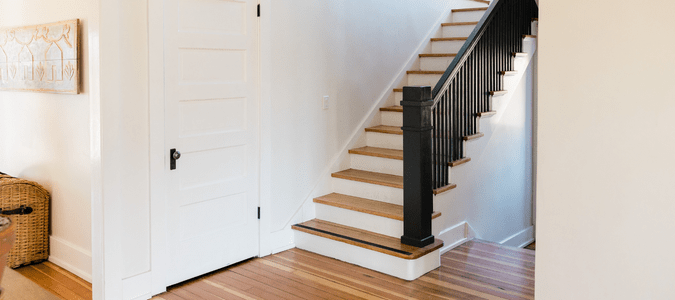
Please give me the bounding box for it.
[0,19,80,94]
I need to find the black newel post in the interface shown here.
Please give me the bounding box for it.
[400,86,435,248]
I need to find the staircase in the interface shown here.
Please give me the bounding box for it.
[292,0,538,281]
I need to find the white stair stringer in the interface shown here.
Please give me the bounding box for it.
[294,230,441,281]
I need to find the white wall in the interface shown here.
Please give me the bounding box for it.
[268,0,466,236]
[0,0,98,281]
[537,0,675,299]
[435,54,535,248]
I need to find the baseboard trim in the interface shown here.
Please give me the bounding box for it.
[499,225,534,248]
[438,221,469,254]
[270,228,295,254]
[122,272,152,300]
[49,236,92,283]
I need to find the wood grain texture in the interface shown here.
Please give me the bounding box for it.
[463,132,485,141]
[433,183,457,195]
[393,88,403,93]
[331,169,403,188]
[406,70,445,75]
[14,262,92,300]
[418,53,457,58]
[380,105,403,112]
[313,193,441,221]
[452,7,488,12]
[478,111,497,117]
[441,21,479,26]
[349,146,403,160]
[150,239,535,300]
[448,157,471,167]
[365,125,403,135]
[430,37,468,42]
[291,219,444,260]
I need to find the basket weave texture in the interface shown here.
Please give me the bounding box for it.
[0,175,49,268]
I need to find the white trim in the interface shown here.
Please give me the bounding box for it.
[122,272,153,300]
[148,0,168,295]
[499,226,535,248]
[270,228,295,254]
[438,221,470,254]
[258,0,273,258]
[49,236,92,283]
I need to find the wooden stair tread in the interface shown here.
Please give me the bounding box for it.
[407,70,445,75]
[314,193,441,221]
[500,70,518,76]
[478,111,497,117]
[463,132,485,141]
[433,183,457,195]
[490,90,508,96]
[331,169,403,189]
[452,7,488,12]
[292,219,444,260]
[431,37,468,42]
[380,105,403,112]
[523,34,537,39]
[393,88,403,93]
[441,21,479,27]
[419,53,457,58]
[512,52,528,57]
[349,146,403,160]
[365,125,403,135]
[449,157,471,167]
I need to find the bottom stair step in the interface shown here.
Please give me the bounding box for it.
[293,219,443,280]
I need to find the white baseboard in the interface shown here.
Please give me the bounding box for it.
[499,226,535,248]
[269,228,295,254]
[49,236,92,282]
[122,272,152,300]
[438,221,470,254]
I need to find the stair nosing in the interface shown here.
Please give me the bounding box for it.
[490,90,508,96]
[463,132,485,141]
[448,157,471,167]
[348,146,403,160]
[419,53,457,58]
[478,111,497,117]
[431,37,468,42]
[452,7,488,12]
[380,105,403,112]
[441,21,479,27]
[331,169,403,189]
[314,193,441,221]
[433,183,457,195]
[292,219,444,259]
[365,125,403,135]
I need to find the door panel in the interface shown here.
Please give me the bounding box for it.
[164,0,259,285]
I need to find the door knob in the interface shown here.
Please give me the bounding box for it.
[170,148,181,170]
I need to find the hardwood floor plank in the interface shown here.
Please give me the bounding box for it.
[463,241,535,257]
[188,281,246,300]
[419,275,528,300]
[170,288,209,300]
[441,262,535,287]
[448,249,535,270]
[154,292,190,300]
[265,255,394,300]
[428,269,534,299]
[279,250,457,300]
[442,253,535,278]
[453,246,536,267]
[201,279,257,300]
[432,265,534,294]
[231,264,328,300]
[43,262,92,291]
[211,270,300,300]
[456,245,535,264]
[32,263,93,299]
[239,260,343,300]
[14,265,87,300]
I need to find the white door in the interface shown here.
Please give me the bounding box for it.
[164,0,259,285]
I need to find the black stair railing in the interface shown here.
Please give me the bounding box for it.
[401,0,538,247]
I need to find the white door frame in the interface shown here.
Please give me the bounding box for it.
[147,0,273,295]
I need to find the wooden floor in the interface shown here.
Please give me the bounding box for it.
[14,261,92,300]
[152,239,535,300]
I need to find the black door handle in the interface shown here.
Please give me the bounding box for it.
[170,148,181,170]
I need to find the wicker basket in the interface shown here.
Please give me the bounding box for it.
[0,174,50,268]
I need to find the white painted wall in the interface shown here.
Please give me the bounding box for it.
[268,0,475,238]
[0,0,98,281]
[435,54,535,248]
[536,0,675,299]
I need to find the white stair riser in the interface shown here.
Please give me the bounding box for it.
[452,10,485,23]
[442,25,476,38]
[332,178,403,205]
[315,204,444,238]
[350,154,403,176]
[381,111,403,127]
[394,91,402,102]
[420,56,455,72]
[366,132,403,150]
[315,203,403,237]
[294,231,441,281]
[431,40,465,54]
[408,74,443,86]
